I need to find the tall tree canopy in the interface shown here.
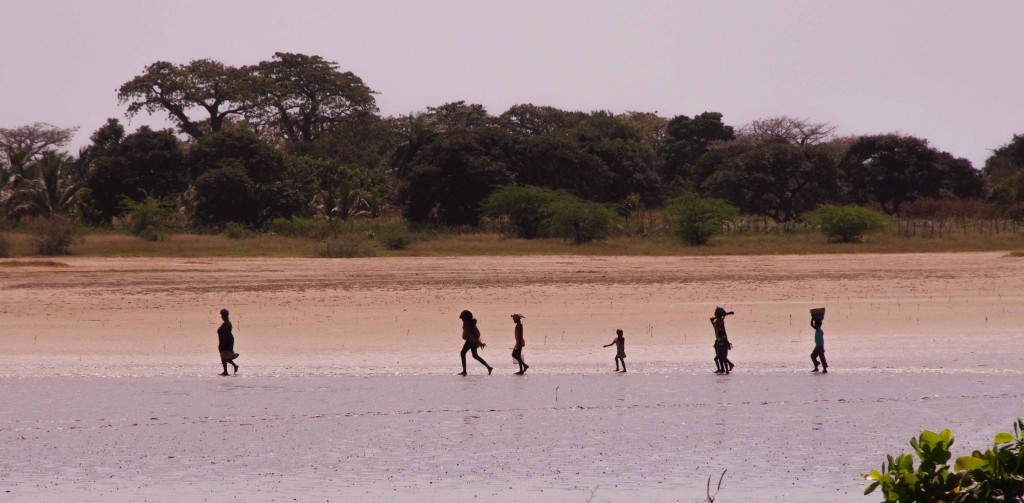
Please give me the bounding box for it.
[118,59,255,139]
[249,52,378,145]
[659,112,735,188]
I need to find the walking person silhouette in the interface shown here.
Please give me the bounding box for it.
[511,313,529,374]
[458,310,492,376]
[711,307,734,374]
[217,308,239,376]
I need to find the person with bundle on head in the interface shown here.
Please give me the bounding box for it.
[710,307,734,374]
[810,308,828,374]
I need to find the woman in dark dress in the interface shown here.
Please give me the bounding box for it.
[458,310,492,376]
[218,308,239,376]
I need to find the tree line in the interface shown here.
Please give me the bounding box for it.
[2,52,1024,237]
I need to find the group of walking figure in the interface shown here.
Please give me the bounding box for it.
[214,306,829,376]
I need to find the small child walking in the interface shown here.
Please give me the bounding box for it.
[511,313,529,375]
[603,329,627,372]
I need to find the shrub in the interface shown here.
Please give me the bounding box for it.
[263,217,322,238]
[380,231,413,250]
[664,193,738,245]
[121,195,177,241]
[482,185,569,239]
[191,161,258,228]
[0,232,11,258]
[222,222,253,239]
[806,205,890,243]
[543,197,619,244]
[32,217,77,256]
[319,235,376,258]
[865,419,1024,502]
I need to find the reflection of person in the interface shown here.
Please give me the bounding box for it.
[810,319,828,373]
[511,314,529,375]
[603,329,627,372]
[710,307,734,374]
[217,308,239,376]
[458,310,492,376]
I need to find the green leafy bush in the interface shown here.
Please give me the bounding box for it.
[121,195,177,241]
[32,217,77,256]
[543,198,619,244]
[664,193,739,245]
[865,419,1024,502]
[263,217,330,238]
[806,205,890,243]
[319,235,376,258]
[222,222,253,239]
[380,231,413,250]
[482,185,569,238]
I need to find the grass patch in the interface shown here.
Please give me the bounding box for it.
[0,227,1018,258]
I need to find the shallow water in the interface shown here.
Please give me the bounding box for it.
[1,254,1023,501]
[1,372,1021,502]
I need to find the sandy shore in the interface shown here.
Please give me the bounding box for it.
[1,253,1022,501]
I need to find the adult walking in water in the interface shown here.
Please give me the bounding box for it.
[511,313,529,375]
[710,307,734,374]
[217,308,239,376]
[810,308,828,373]
[458,310,492,376]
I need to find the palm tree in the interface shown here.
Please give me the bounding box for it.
[8,151,84,218]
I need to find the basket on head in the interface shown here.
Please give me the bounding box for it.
[810,307,826,321]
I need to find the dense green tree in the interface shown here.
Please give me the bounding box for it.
[87,127,188,223]
[664,193,738,245]
[659,112,735,189]
[702,142,838,222]
[511,134,612,201]
[192,161,258,227]
[249,52,377,146]
[497,104,586,136]
[842,134,944,214]
[401,128,516,225]
[118,59,255,139]
[482,185,569,238]
[186,127,285,184]
[984,134,1024,184]
[936,152,985,199]
[543,196,619,244]
[573,112,660,203]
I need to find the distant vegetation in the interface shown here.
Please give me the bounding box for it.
[3,52,1024,255]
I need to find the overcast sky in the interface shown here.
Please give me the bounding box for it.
[2,0,1021,167]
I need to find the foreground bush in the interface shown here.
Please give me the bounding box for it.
[664,193,738,245]
[121,195,177,241]
[32,217,77,256]
[865,419,1024,502]
[806,205,890,243]
[482,185,569,239]
[544,198,619,244]
[222,222,253,239]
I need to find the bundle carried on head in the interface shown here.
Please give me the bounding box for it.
[810,307,826,321]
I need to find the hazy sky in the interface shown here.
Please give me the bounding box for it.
[2,0,1021,167]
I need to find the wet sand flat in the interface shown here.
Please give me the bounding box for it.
[1,253,1023,501]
